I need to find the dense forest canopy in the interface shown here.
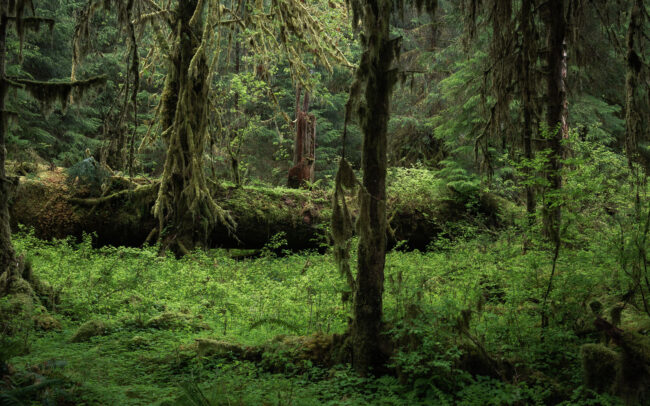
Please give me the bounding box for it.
[1,0,650,404]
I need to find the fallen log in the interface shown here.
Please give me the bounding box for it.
[9,167,505,251]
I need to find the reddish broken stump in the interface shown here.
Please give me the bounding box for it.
[288,85,316,188]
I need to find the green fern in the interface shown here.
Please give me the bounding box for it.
[0,379,63,406]
[176,381,214,406]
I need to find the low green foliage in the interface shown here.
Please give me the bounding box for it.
[4,215,642,405]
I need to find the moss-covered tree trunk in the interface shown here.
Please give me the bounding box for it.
[351,0,395,375]
[0,13,19,294]
[624,0,648,174]
[154,1,232,255]
[542,0,567,243]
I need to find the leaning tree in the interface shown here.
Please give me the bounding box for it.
[0,0,104,296]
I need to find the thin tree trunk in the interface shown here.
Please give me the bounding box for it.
[231,20,242,186]
[0,13,18,294]
[542,0,567,243]
[0,14,7,180]
[521,0,536,221]
[352,0,393,375]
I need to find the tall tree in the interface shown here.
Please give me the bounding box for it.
[340,0,436,375]
[0,0,103,296]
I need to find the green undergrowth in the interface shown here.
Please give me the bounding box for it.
[3,226,640,405]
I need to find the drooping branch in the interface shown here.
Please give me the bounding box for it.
[8,76,106,114]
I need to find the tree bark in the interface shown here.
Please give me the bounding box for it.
[288,86,316,188]
[0,13,19,295]
[625,0,646,169]
[154,0,227,255]
[351,0,394,375]
[542,0,567,243]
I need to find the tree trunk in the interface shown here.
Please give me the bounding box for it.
[542,0,567,243]
[351,0,395,375]
[520,0,536,222]
[230,22,242,186]
[0,13,19,295]
[154,1,231,255]
[625,0,646,170]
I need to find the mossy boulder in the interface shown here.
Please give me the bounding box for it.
[0,294,35,335]
[70,320,109,343]
[33,314,61,331]
[144,312,210,331]
[195,338,247,357]
[580,343,619,393]
[7,278,36,298]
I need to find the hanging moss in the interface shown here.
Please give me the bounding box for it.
[15,17,54,62]
[331,158,358,292]
[152,0,237,254]
[10,76,106,115]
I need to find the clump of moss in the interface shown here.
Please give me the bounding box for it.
[7,278,35,298]
[580,343,619,393]
[70,320,109,343]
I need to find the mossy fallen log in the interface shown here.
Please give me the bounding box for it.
[9,167,506,250]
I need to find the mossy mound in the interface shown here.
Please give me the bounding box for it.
[33,314,61,331]
[128,335,150,349]
[0,294,36,336]
[144,312,210,331]
[70,320,109,343]
[195,338,249,358]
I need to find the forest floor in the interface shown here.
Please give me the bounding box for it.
[3,225,644,405]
